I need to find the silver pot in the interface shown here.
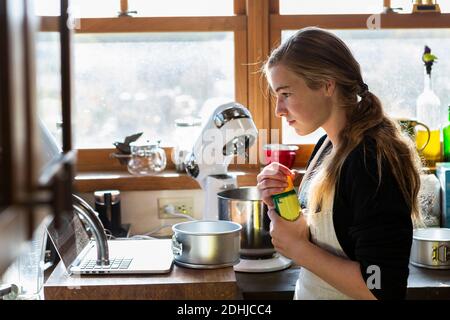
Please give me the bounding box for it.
[171,220,241,269]
[411,228,450,269]
[217,187,275,258]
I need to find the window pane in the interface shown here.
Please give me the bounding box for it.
[281,29,450,145]
[280,0,383,15]
[72,0,120,17]
[128,0,233,17]
[36,32,63,149]
[73,33,234,149]
[35,0,60,16]
[35,0,119,17]
[442,0,450,13]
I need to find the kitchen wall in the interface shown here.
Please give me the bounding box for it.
[79,189,205,237]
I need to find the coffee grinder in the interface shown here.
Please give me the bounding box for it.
[94,190,129,237]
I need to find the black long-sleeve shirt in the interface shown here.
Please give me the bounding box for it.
[304,135,413,300]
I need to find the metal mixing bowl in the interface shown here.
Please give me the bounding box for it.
[218,187,275,258]
[171,220,242,269]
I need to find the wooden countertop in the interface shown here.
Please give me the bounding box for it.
[44,261,241,300]
[45,260,450,300]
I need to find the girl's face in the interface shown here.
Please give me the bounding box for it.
[268,64,332,136]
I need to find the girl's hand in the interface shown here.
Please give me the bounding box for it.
[267,208,310,262]
[256,162,294,208]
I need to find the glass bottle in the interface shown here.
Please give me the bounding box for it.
[416,70,442,167]
[443,106,450,162]
[173,117,201,173]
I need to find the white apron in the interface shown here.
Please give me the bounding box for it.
[294,138,353,300]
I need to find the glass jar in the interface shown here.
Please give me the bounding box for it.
[173,117,202,173]
[127,140,167,175]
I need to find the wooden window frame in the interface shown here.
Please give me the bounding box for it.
[38,0,450,190]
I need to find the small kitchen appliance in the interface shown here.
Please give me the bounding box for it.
[94,190,129,238]
[184,102,258,220]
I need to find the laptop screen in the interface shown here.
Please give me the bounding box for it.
[46,210,91,270]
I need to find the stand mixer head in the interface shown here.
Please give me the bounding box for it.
[184,102,258,219]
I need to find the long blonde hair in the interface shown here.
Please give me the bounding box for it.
[264,27,422,223]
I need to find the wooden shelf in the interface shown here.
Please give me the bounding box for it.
[74,169,261,192]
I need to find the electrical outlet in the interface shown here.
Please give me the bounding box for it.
[158,197,195,219]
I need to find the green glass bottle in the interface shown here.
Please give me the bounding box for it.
[443,106,450,161]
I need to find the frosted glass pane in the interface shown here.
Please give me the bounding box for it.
[281,29,450,145]
[280,0,383,15]
[72,33,234,148]
[35,0,59,16]
[128,0,233,17]
[36,32,62,148]
[35,0,119,17]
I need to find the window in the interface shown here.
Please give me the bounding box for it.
[35,0,120,17]
[72,32,234,148]
[282,29,450,145]
[128,0,234,17]
[36,0,243,150]
[36,32,62,148]
[280,0,383,15]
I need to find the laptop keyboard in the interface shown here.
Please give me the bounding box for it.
[80,257,133,270]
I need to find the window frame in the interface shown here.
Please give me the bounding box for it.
[38,0,450,180]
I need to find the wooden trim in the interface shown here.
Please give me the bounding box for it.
[78,16,247,33]
[41,13,450,33]
[76,148,177,172]
[268,26,282,143]
[120,0,128,14]
[235,28,248,108]
[74,169,260,192]
[234,0,246,15]
[269,0,279,14]
[271,13,450,30]
[293,144,314,168]
[40,16,247,33]
[246,0,270,165]
[39,16,58,32]
[77,148,260,172]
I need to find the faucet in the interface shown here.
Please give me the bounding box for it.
[72,194,110,266]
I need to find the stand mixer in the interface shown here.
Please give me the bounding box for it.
[185,102,291,273]
[184,102,258,220]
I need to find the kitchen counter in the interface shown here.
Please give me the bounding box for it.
[235,264,450,300]
[45,260,450,300]
[44,261,241,300]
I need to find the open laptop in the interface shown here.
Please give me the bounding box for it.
[46,209,173,275]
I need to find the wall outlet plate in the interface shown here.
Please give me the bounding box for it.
[158,197,195,219]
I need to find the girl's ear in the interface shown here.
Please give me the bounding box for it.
[323,79,336,97]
